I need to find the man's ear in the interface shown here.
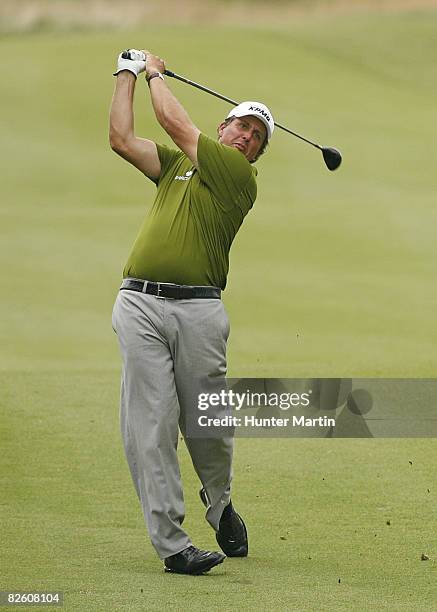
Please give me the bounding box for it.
[217,122,226,139]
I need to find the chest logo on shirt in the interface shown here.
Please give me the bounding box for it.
[175,170,194,181]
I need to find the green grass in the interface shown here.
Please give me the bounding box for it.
[1,15,437,376]
[1,9,437,610]
[1,372,436,610]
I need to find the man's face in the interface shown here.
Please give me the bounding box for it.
[218,115,267,162]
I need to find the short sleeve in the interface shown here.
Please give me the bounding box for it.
[155,143,185,184]
[196,133,257,212]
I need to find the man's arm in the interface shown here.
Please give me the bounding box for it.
[109,71,161,180]
[144,52,201,167]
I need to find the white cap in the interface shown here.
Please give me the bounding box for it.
[226,101,274,140]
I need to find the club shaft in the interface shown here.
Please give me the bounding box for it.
[164,70,322,151]
[272,122,321,150]
[164,70,238,106]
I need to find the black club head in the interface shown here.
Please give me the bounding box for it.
[322,147,342,171]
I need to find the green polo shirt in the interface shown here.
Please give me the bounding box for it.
[122,133,257,290]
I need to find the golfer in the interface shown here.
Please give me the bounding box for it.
[109,49,274,575]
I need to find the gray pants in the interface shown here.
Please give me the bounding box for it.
[112,280,233,559]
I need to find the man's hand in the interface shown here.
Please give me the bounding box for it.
[143,50,166,78]
[113,50,146,78]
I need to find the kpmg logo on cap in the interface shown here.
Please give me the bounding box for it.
[249,105,271,123]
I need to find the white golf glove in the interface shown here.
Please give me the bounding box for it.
[113,49,146,78]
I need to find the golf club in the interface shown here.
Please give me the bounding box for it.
[121,50,342,171]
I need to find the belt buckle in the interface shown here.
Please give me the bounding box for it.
[156,283,165,300]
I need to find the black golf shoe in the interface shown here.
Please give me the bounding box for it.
[164,545,225,575]
[216,501,248,557]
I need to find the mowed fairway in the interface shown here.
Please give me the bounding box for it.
[1,8,437,611]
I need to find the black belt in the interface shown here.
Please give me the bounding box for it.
[120,279,221,300]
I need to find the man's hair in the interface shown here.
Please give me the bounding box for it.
[220,116,269,163]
